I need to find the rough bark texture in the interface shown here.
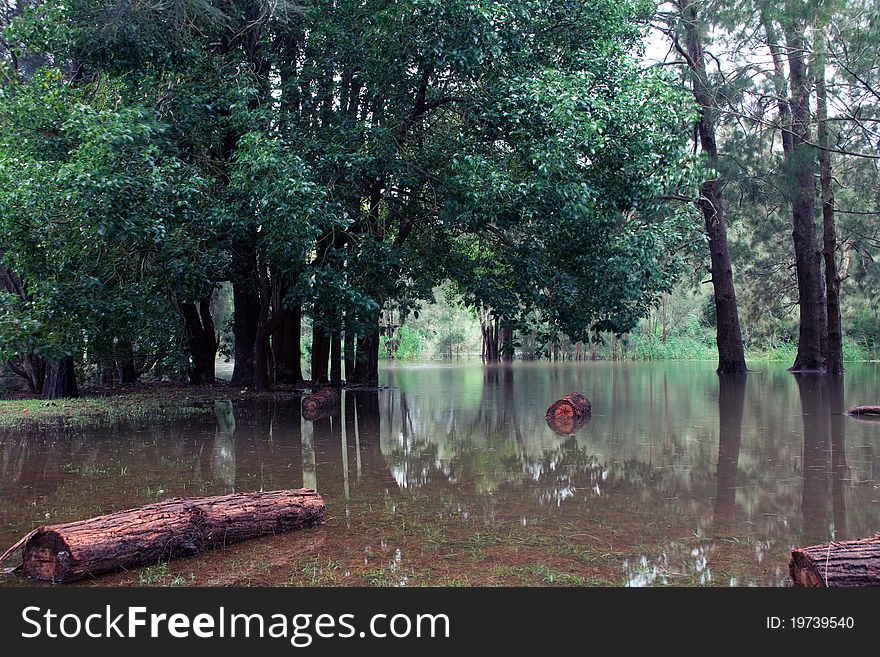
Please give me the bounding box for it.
[0,489,325,583]
[545,392,591,434]
[353,317,380,386]
[179,299,218,385]
[273,304,303,384]
[680,0,748,375]
[42,356,78,400]
[784,22,825,372]
[790,535,880,587]
[816,32,844,377]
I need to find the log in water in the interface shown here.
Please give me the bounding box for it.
[545,392,591,434]
[790,535,880,587]
[849,405,880,416]
[302,387,339,414]
[0,489,325,583]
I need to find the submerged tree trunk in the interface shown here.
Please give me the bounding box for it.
[330,331,342,386]
[816,30,844,377]
[231,240,260,387]
[343,329,355,382]
[311,317,331,384]
[42,356,78,400]
[679,0,747,375]
[274,303,303,384]
[784,21,825,372]
[353,309,380,385]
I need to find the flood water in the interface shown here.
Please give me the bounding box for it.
[2,361,880,587]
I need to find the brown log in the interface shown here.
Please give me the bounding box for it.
[546,393,591,419]
[790,534,880,587]
[302,386,339,415]
[0,489,324,583]
[849,405,880,416]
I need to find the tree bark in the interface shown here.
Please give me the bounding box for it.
[784,20,825,372]
[353,323,380,385]
[343,329,355,382]
[231,241,260,387]
[310,316,331,384]
[679,0,748,375]
[273,303,303,384]
[179,298,218,385]
[816,28,844,377]
[42,356,78,400]
[790,535,880,587]
[330,330,342,385]
[0,489,325,583]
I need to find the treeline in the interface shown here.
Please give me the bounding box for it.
[654,0,880,375]
[0,0,696,398]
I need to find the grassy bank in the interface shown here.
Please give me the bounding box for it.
[0,383,306,430]
[627,333,876,362]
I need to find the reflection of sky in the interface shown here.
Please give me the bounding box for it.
[378,361,880,551]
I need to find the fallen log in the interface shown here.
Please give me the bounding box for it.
[849,405,880,417]
[790,535,880,587]
[0,488,324,583]
[302,387,339,418]
[545,393,591,435]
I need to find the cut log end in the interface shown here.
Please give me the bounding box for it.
[22,529,73,583]
[302,387,340,415]
[545,393,591,419]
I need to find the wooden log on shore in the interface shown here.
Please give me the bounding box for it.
[849,405,880,417]
[0,489,324,583]
[790,535,880,587]
[302,387,339,418]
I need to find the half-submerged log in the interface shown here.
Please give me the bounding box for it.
[545,392,591,434]
[790,535,880,587]
[849,405,880,417]
[0,488,324,583]
[302,387,339,420]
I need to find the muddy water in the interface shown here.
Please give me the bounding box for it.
[2,361,879,587]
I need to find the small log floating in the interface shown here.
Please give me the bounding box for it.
[302,387,339,417]
[0,488,324,583]
[849,405,880,417]
[790,535,880,587]
[545,392,592,435]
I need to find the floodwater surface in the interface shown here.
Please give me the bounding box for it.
[2,361,879,587]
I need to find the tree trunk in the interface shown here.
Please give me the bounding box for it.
[816,29,844,377]
[790,536,880,587]
[6,354,46,395]
[501,326,514,362]
[231,281,259,386]
[353,321,380,385]
[274,304,303,384]
[330,330,342,385]
[1,489,325,583]
[311,318,331,384]
[231,241,260,387]
[784,21,824,372]
[180,299,218,385]
[680,0,747,375]
[343,329,355,382]
[42,356,78,400]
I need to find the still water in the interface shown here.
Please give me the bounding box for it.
[2,361,879,586]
